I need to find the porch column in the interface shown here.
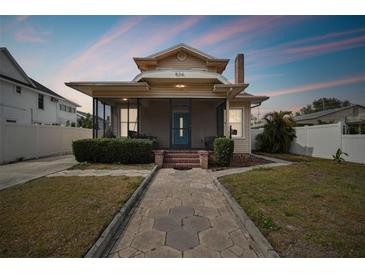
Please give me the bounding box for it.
[225,99,230,137]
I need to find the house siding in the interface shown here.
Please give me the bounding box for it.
[140,99,170,148]
[191,99,219,148]
[229,101,251,154]
[156,53,207,70]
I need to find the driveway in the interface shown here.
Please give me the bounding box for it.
[0,155,77,190]
[109,168,260,258]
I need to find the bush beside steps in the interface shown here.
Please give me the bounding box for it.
[72,138,153,164]
[214,137,234,167]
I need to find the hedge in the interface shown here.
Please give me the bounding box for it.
[72,138,153,164]
[213,137,234,167]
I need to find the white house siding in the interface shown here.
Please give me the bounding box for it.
[0,79,77,126]
[0,50,29,83]
[191,99,218,148]
[140,99,170,148]
[230,101,251,154]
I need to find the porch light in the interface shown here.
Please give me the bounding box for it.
[175,84,185,88]
[123,98,128,101]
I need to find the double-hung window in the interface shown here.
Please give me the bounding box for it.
[229,108,244,138]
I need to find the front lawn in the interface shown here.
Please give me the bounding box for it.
[0,176,143,257]
[220,154,365,257]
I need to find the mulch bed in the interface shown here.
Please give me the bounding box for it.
[209,153,272,170]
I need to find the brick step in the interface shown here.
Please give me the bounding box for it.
[162,162,201,168]
[164,153,199,158]
[164,157,200,164]
[165,149,199,153]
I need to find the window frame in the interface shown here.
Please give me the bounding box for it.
[229,107,245,139]
[15,85,22,94]
[38,94,44,110]
[120,105,138,137]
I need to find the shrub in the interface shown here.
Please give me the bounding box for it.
[332,148,348,163]
[256,111,296,153]
[72,138,153,164]
[214,137,234,167]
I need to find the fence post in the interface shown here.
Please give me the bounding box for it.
[338,122,343,152]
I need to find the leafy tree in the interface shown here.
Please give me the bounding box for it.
[256,111,296,153]
[297,97,351,115]
[78,113,93,129]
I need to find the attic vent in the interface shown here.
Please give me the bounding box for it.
[51,97,59,102]
[177,51,187,61]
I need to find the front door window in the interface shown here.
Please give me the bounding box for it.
[173,112,190,146]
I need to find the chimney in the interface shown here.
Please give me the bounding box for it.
[235,53,244,83]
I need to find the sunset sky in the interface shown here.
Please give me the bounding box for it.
[1,15,365,117]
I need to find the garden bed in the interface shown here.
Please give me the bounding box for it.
[209,153,272,171]
[0,175,144,257]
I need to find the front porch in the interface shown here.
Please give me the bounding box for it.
[93,98,227,150]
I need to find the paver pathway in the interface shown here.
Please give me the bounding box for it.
[109,168,260,258]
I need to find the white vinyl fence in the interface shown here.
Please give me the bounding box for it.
[0,122,92,164]
[251,122,365,164]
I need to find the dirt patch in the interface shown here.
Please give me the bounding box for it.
[209,154,272,170]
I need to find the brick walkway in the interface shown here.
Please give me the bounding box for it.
[109,168,260,258]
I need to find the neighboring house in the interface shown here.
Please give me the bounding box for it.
[294,104,365,134]
[66,43,269,155]
[0,47,79,126]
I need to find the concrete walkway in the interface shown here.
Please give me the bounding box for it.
[0,155,77,190]
[109,168,260,258]
[47,169,151,177]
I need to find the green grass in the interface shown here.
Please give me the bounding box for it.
[0,176,143,257]
[220,154,365,257]
[70,162,155,170]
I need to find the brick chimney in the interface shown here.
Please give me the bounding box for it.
[235,53,244,83]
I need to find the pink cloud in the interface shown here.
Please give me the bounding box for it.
[14,25,51,43]
[247,27,365,69]
[54,16,204,112]
[192,16,282,48]
[286,34,365,55]
[258,74,365,97]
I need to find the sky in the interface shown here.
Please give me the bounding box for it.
[1,15,365,117]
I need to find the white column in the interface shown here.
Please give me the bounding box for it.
[225,99,230,137]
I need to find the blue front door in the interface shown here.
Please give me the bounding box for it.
[173,112,190,147]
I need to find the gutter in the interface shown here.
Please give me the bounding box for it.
[251,102,262,109]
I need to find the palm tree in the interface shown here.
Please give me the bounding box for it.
[256,111,296,153]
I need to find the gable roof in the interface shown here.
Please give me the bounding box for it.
[0,47,80,107]
[147,43,216,59]
[0,47,35,87]
[294,104,365,121]
[133,43,229,73]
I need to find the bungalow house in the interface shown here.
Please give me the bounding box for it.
[66,44,269,168]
